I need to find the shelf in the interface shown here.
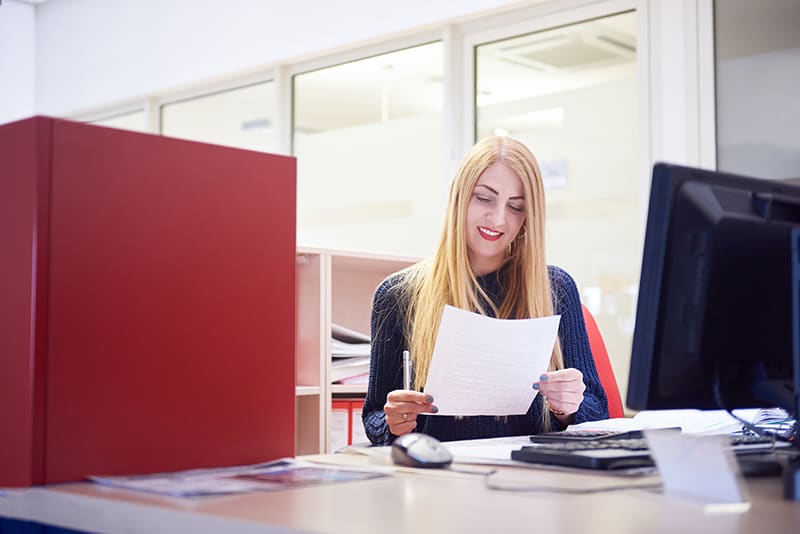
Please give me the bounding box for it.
[331,384,367,395]
[295,247,419,454]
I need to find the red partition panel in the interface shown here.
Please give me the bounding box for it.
[0,117,50,486]
[0,117,297,485]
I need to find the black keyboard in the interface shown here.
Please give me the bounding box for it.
[532,433,776,450]
[511,434,784,471]
[527,438,650,451]
[529,430,647,443]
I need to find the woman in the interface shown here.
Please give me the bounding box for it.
[362,136,608,446]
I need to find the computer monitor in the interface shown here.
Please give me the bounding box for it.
[627,163,800,417]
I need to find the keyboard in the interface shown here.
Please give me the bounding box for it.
[511,434,786,471]
[528,429,648,443]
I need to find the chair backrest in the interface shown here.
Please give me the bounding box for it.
[581,304,625,418]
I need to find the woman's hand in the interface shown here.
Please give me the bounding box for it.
[533,368,586,422]
[384,390,438,437]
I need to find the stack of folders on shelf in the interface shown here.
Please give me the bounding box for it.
[331,324,371,385]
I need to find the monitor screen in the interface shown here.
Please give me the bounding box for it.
[627,163,800,413]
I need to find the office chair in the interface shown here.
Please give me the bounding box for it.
[581,304,625,418]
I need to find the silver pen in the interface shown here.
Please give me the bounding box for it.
[402,349,411,390]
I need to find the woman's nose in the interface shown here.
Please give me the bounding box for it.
[488,205,506,226]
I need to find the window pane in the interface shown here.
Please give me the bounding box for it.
[91,110,147,133]
[476,12,639,402]
[161,81,277,153]
[293,42,444,256]
[715,0,800,180]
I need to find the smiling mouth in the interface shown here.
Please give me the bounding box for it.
[478,226,503,241]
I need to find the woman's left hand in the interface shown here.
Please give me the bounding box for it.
[533,368,586,421]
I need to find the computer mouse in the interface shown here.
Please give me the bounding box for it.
[391,433,453,468]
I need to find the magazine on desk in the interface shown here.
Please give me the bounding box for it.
[89,458,389,497]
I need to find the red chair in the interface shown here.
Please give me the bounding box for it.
[581,304,625,418]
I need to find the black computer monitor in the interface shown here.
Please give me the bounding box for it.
[627,163,800,416]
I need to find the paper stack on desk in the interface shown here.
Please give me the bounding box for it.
[567,407,795,436]
[331,324,371,384]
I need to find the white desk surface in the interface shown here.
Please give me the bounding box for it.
[1,450,798,534]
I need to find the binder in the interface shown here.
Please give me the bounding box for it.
[330,398,367,451]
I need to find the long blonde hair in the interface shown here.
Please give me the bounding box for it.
[402,136,563,427]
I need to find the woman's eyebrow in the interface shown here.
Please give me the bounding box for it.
[475,184,524,200]
[475,184,498,194]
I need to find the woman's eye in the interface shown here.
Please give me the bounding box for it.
[509,205,524,213]
[475,195,491,202]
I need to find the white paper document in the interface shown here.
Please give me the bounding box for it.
[422,305,560,416]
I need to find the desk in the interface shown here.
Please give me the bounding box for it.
[1,451,798,533]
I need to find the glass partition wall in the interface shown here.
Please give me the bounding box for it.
[160,81,278,153]
[475,11,639,400]
[714,0,800,181]
[293,42,445,257]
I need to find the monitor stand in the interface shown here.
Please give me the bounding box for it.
[785,458,800,500]
[785,228,800,501]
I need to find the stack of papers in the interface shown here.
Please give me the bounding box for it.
[331,356,370,383]
[750,407,795,437]
[331,324,371,384]
[567,408,796,436]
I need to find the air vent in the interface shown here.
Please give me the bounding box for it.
[493,26,635,72]
[241,118,272,131]
[518,40,620,69]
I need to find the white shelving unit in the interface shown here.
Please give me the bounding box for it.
[295,247,418,454]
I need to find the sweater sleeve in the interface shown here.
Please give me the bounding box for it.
[549,266,609,424]
[362,274,407,445]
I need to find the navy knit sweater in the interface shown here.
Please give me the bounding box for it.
[362,265,608,446]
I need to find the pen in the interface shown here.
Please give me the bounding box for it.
[403,350,411,390]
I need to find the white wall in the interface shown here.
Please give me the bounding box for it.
[31,0,524,116]
[0,1,36,124]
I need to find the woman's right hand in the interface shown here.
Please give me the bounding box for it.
[384,390,438,437]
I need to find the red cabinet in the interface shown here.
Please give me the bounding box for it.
[0,117,297,486]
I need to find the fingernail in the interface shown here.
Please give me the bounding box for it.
[539,374,549,382]
[425,394,434,403]
[430,405,439,413]
[532,383,540,390]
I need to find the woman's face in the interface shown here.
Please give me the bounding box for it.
[465,162,527,275]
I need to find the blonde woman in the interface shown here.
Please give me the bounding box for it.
[362,136,608,445]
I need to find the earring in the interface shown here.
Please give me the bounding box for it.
[507,242,513,256]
